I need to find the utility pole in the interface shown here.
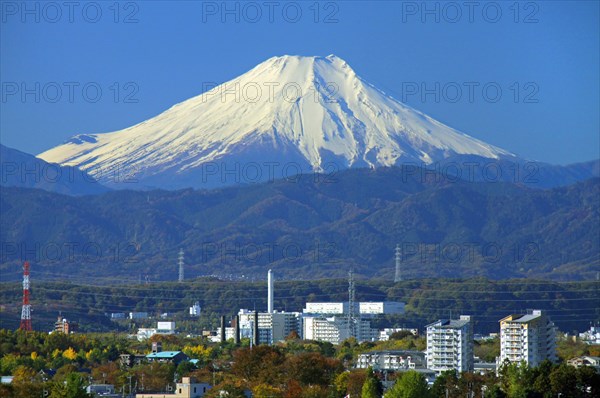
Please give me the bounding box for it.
[178,249,184,282]
[394,244,402,282]
[20,261,32,331]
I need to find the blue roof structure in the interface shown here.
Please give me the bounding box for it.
[146,351,183,359]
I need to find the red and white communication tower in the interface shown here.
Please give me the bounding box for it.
[19,261,32,331]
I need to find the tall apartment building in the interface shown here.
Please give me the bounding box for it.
[302,316,379,344]
[426,315,473,374]
[499,310,557,367]
[237,310,302,345]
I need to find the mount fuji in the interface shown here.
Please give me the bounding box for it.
[39,55,516,189]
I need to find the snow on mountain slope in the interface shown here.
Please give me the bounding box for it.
[39,55,513,188]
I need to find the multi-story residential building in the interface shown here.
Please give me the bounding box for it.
[54,316,78,334]
[237,310,302,345]
[426,315,473,374]
[356,350,427,371]
[303,316,378,344]
[499,310,557,367]
[303,316,350,344]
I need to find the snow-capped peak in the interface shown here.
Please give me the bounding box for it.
[39,55,512,188]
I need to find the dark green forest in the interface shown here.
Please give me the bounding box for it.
[1,168,598,281]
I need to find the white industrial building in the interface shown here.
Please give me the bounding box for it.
[359,301,405,315]
[379,328,419,341]
[304,302,348,315]
[189,302,201,317]
[129,312,149,320]
[498,310,557,367]
[303,301,405,315]
[136,322,176,341]
[426,315,474,374]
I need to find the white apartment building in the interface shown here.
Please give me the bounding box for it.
[237,310,302,345]
[356,350,426,371]
[303,316,350,344]
[426,315,474,374]
[303,316,379,344]
[499,310,557,367]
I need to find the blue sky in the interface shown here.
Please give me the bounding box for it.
[1,0,598,165]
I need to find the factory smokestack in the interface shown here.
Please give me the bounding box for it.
[267,269,274,313]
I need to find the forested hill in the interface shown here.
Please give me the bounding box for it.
[0,278,597,334]
[0,166,598,281]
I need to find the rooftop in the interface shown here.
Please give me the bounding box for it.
[146,351,184,359]
[360,350,425,356]
[426,319,470,329]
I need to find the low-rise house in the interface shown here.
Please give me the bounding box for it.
[146,351,189,365]
[87,384,120,397]
[136,377,211,398]
[119,353,146,368]
[567,356,600,372]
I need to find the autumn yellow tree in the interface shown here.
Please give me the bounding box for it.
[11,365,45,398]
[62,347,78,361]
[253,383,283,398]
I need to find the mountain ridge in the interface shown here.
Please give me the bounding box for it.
[1,167,597,282]
[0,144,109,195]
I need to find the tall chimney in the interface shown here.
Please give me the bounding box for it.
[253,311,260,346]
[220,315,226,343]
[267,269,274,313]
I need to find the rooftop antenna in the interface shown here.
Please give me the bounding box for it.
[178,249,184,282]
